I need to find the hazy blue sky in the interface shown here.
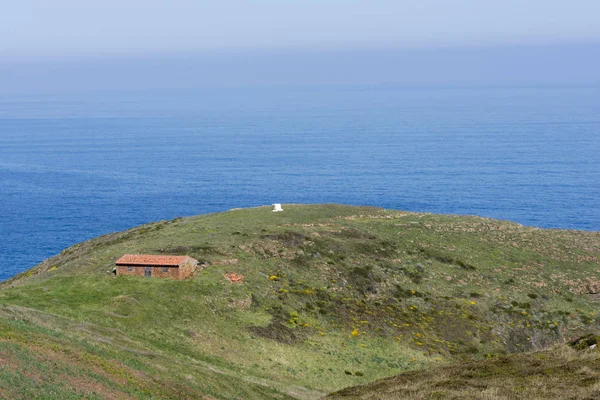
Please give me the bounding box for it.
[1,1,599,93]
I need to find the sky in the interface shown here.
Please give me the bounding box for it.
[1,0,600,93]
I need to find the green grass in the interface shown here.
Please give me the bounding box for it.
[0,204,599,399]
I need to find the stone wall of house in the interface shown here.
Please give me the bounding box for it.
[179,258,199,279]
[115,257,199,280]
[116,265,182,279]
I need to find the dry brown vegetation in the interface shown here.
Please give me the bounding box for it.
[328,344,600,400]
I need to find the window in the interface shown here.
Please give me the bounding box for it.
[162,267,169,272]
[127,266,133,271]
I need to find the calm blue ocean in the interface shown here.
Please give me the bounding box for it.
[1,85,599,280]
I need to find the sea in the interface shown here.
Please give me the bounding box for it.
[0,85,599,280]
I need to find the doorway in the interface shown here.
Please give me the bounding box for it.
[144,267,152,277]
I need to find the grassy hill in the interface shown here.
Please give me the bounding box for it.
[0,204,599,399]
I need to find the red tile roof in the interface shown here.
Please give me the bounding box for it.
[115,254,190,266]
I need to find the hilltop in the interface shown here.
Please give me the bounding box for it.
[0,204,599,399]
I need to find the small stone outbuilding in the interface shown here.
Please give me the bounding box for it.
[115,254,198,280]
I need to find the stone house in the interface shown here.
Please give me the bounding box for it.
[115,254,198,280]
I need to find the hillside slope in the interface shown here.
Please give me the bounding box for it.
[1,205,599,399]
[327,343,600,400]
